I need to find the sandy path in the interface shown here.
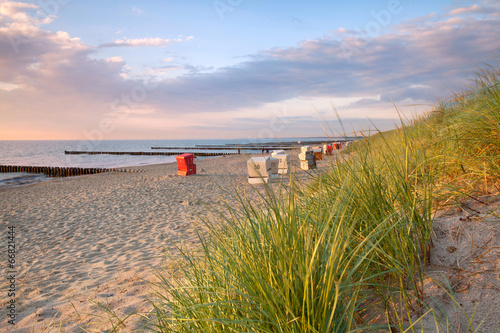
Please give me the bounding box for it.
[0,152,327,332]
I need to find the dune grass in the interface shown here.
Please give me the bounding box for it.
[146,63,500,332]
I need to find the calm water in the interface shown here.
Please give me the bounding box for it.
[0,138,335,187]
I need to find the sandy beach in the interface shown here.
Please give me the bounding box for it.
[0,152,327,332]
[1,151,498,332]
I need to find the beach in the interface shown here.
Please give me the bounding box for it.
[1,150,498,332]
[0,151,325,332]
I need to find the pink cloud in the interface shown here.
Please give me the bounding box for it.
[449,4,490,15]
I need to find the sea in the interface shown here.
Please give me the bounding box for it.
[0,137,339,188]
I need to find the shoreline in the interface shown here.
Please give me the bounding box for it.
[0,156,204,189]
[0,149,306,189]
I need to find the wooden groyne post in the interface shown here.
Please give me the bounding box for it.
[64,150,238,157]
[0,165,132,177]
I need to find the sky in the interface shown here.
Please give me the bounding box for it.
[1,0,499,140]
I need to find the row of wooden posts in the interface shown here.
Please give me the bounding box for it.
[150,146,293,151]
[64,150,236,157]
[0,165,121,177]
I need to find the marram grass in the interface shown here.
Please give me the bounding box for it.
[147,131,434,332]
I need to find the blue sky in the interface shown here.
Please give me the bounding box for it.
[47,0,452,73]
[1,0,499,140]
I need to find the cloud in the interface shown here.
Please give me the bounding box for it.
[0,1,40,25]
[98,37,186,48]
[0,81,19,91]
[0,2,135,138]
[131,6,143,15]
[449,4,491,15]
[105,56,124,63]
